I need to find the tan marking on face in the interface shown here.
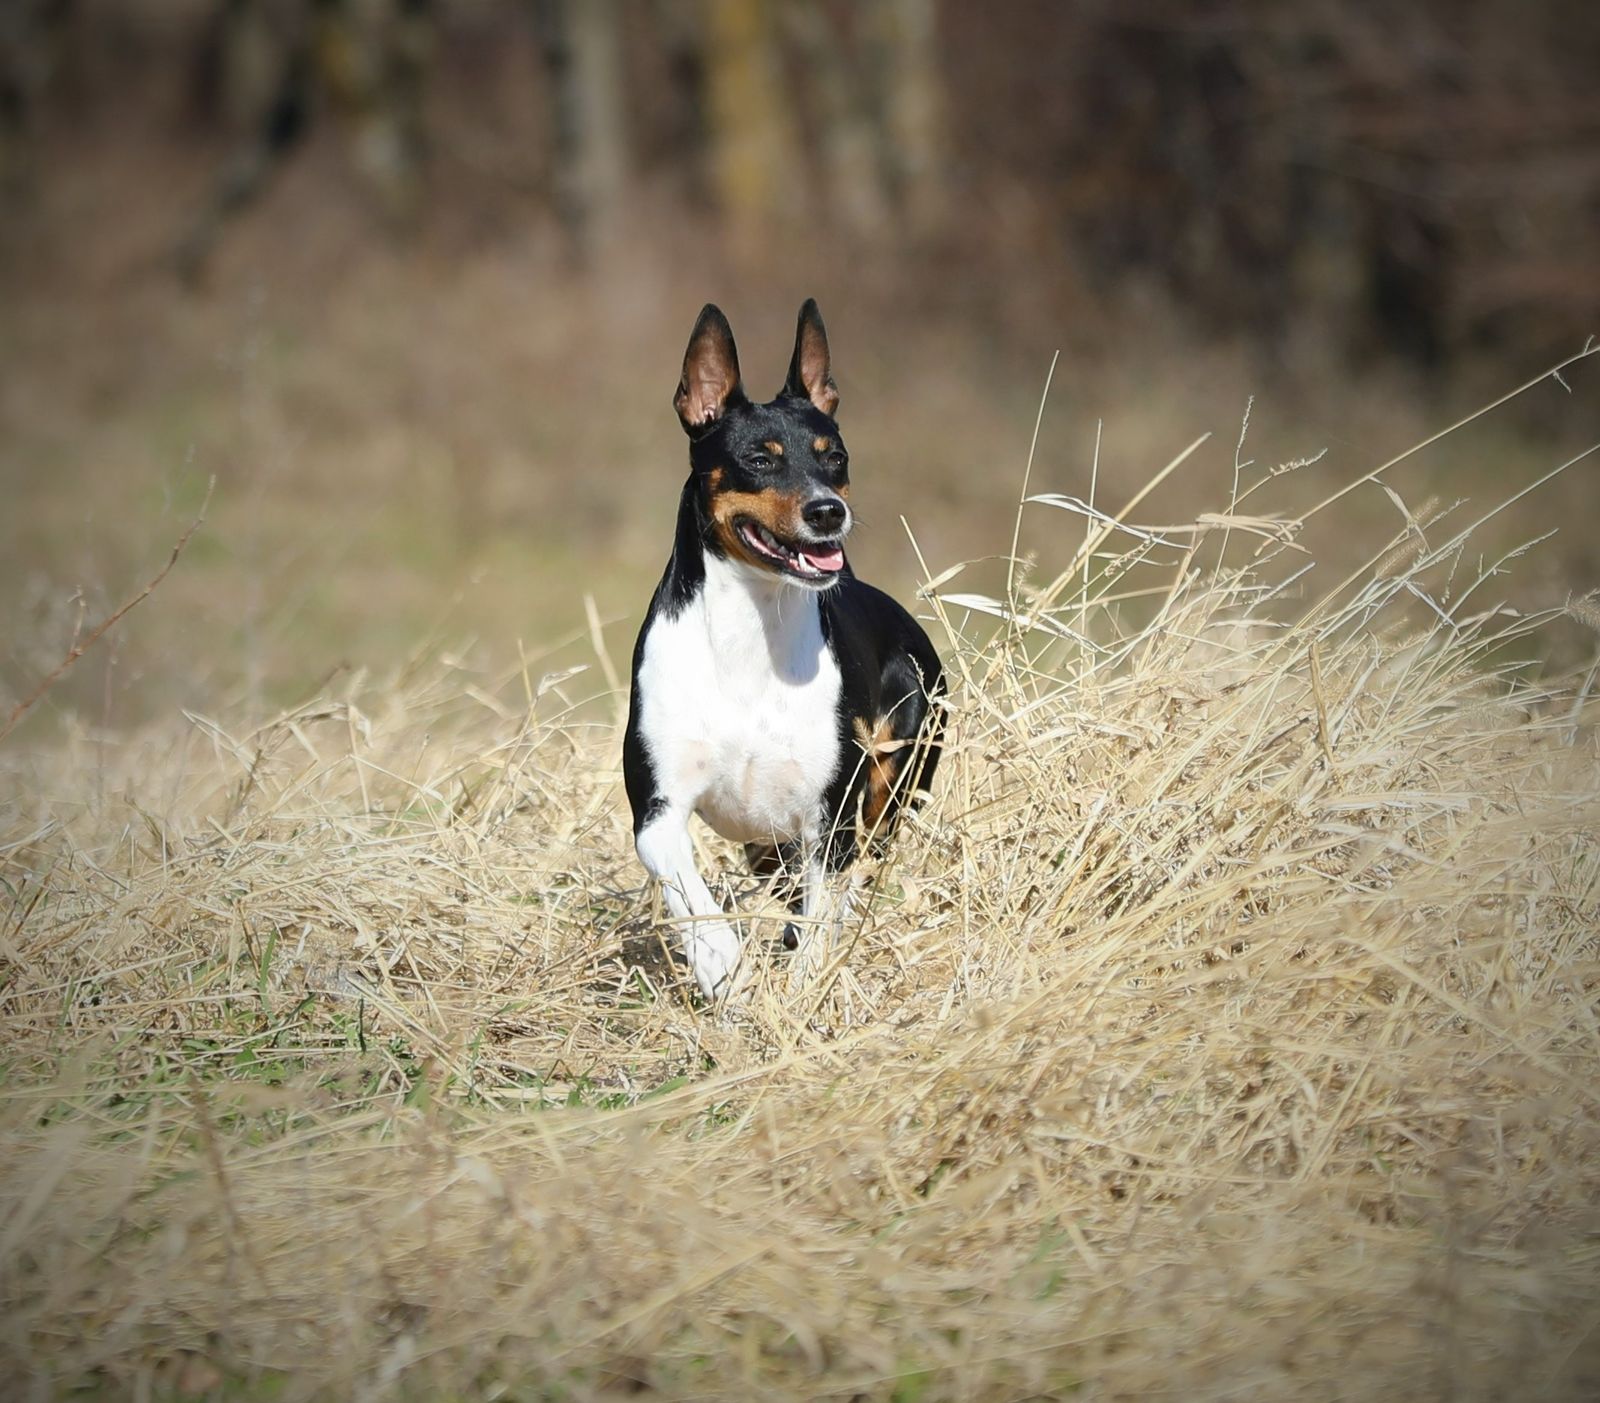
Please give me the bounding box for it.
[855,716,903,832]
[707,483,807,571]
[707,466,725,489]
[813,436,833,455]
[763,440,784,456]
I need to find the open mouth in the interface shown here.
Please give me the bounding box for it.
[737,519,845,581]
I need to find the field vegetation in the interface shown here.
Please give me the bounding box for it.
[4,352,1600,1399]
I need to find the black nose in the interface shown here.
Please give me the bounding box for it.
[803,497,847,535]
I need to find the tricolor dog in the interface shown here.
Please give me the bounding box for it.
[624,300,944,998]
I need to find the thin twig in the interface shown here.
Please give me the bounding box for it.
[0,478,213,745]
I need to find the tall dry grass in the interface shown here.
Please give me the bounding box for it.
[2,364,1599,1400]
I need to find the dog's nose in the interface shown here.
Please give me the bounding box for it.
[803,496,848,535]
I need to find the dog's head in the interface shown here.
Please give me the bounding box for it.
[674,300,851,590]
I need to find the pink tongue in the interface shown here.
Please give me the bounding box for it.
[800,545,845,573]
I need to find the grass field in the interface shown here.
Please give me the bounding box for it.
[5,234,1598,730]
[4,345,1600,1399]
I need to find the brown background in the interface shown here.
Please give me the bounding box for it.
[3,0,1597,728]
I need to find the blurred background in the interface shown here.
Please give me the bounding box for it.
[2,0,1597,729]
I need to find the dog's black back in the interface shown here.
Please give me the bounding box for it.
[813,566,944,866]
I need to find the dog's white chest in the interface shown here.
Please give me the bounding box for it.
[635,561,842,844]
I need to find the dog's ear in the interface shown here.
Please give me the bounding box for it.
[783,298,839,418]
[675,304,745,434]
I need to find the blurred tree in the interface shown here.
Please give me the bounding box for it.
[751,0,944,242]
[0,0,73,199]
[782,0,889,236]
[702,0,796,252]
[871,0,943,235]
[177,0,434,284]
[3,0,1591,366]
[532,0,629,261]
[648,0,711,204]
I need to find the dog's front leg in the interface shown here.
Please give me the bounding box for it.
[635,812,742,999]
[786,823,834,988]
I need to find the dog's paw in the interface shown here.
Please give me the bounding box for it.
[684,921,744,1001]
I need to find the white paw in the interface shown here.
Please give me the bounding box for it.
[684,921,743,1000]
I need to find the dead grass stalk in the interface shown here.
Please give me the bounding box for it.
[2,378,1599,1400]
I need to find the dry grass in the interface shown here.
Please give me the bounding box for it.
[3,373,1600,1401]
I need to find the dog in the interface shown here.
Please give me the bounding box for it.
[623,299,944,998]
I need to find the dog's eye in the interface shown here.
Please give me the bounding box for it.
[825,450,847,471]
[749,453,773,471]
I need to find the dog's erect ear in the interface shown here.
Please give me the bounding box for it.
[674,304,744,434]
[783,298,839,418]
